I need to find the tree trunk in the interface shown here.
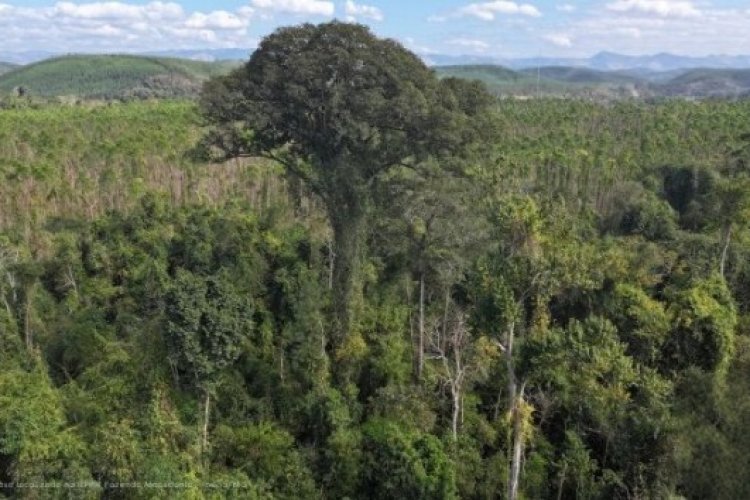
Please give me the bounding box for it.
[556,463,567,500]
[330,207,366,346]
[451,384,460,441]
[720,223,732,279]
[509,385,526,500]
[202,391,211,453]
[418,271,425,379]
[24,296,32,350]
[327,239,335,290]
[505,322,524,500]
[23,283,34,351]
[442,287,450,343]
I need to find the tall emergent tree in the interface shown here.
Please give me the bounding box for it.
[200,22,492,344]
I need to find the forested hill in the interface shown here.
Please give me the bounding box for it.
[0,62,18,75]
[517,66,641,85]
[663,68,750,97]
[0,55,238,99]
[3,56,750,101]
[435,64,750,98]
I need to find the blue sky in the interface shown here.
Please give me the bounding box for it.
[1,1,749,57]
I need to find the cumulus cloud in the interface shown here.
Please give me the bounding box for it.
[0,1,258,53]
[249,0,334,16]
[614,27,642,38]
[461,1,541,20]
[447,38,491,51]
[543,33,572,47]
[553,7,750,57]
[344,0,383,22]
[606,0,701,18]
[185,10,249,30]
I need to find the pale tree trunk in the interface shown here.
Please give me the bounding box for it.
[433,309,466,441]
[23,282,35,351]
[418,271,425,379]
[720,223,732,279]
[24,297,32,350]
[504,322,526,500]
[449,316,466,441]
[441,288,450,355]
[509,382,526,500]
[556,463,568,500]
[451,382,461,441]
[327,239,335,290]
[202,391,211,453]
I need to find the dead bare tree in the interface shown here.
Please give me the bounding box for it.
[428,305,498,441]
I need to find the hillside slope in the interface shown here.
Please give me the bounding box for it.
[0,55,237,99]
[436,64,750,99]
[518,66,642,85]
[435,64,524,84]
[435,64,649,98]
[0,62,18,76]
[661,68,750,97]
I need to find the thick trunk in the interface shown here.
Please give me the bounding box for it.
[330,211,365,345]
[720,223,732,279]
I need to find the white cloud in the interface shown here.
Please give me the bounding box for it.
[614,27,642,38]
[552,7,750,57]
[606,0,700,18]
[185,11,248,30]
[250,0,334,16]
[543,33,572,47]
[402,37,439,57]
[54,1,184,20]
[0,1,258,53]
[456,1,541,21]
[344,1,383,22]
[447,38,491,51]
[556,4,575,12]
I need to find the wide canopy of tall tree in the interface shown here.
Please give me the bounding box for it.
[200,21,493,344]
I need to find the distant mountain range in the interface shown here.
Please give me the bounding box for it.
[2,53,750,101]
[434,65,750,99]
[427,52,750,72]
[3,49,750,72]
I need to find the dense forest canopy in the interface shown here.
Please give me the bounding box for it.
[1,21,750,499]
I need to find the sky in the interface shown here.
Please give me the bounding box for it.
[1,0,749,58]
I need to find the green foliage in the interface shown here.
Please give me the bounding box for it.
[165,270,253,391]
[3,42,750,498]
[0,362,97,498]
[360,419,457,500]
[211,423,317,499]
[604,284,671,365]
[665,276,737,378]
